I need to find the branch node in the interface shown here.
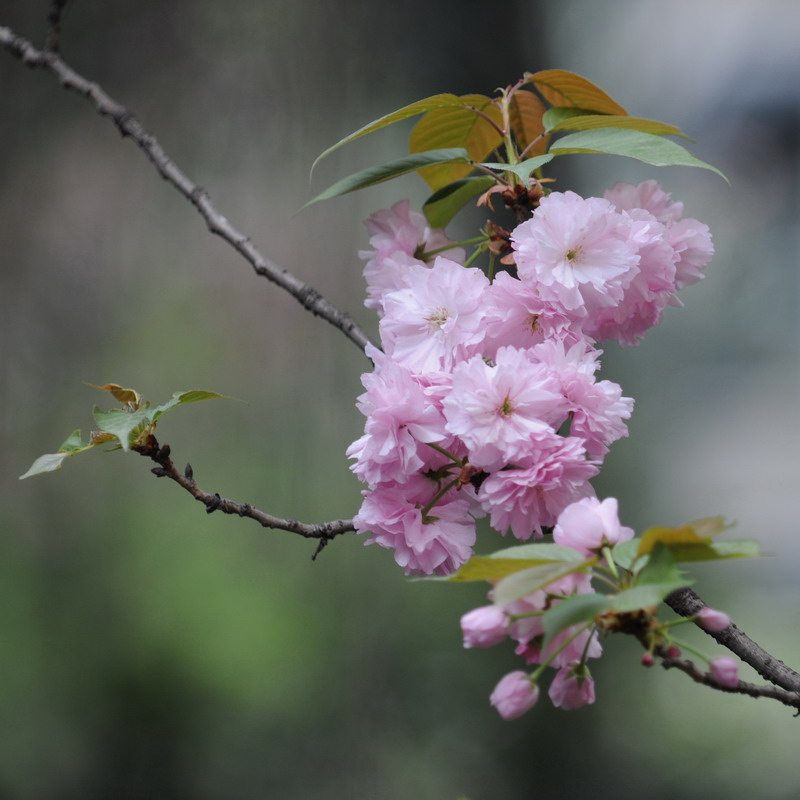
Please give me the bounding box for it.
[239,503,252,517]
[150,467,167,478]
[205,493,222,513]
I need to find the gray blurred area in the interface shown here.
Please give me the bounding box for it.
[1,1,799,798]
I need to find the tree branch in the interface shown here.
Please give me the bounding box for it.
[0,24,374,356]
[133,434,356,558]
[654,643,800,713]
[666,587,800,695]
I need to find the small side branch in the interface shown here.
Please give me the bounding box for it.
[134,434,356,556]
[44,0,69,53]
[666,587,800,695]
[654,644,800,713]
[0,24,373,356]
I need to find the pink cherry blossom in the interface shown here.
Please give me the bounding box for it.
[548,665,596,710]
[442,346,566,472]
[482,271,587,357]
[512,191,640,314]
[553,497,634,557]
[360,201,464,313]
[530,339,633,457]
[603,179,684,224]
[346,357,448,488]
[478,434,598,539]
[380,257,489,374]
[490,671,539,720]
[353,476,476,576]
[460,605,508,648]
[667,217,714,290]
[709,656,739,688]
[696,607,731,632]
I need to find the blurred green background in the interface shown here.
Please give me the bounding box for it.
[2,1,799,798]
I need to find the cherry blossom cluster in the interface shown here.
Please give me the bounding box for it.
[348,181,713,579]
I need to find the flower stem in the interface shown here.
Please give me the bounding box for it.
[424,441,464,466]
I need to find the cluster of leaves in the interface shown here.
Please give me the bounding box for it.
[309,69,726,227]
[446,518,759,647]
[20,383,222,479]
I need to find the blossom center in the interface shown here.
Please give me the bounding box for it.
[499,394,514,417]
[425,305,450,329]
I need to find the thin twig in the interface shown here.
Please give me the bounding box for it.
[666,587,800,695]
[134,434,356,555]
[0,24,374,356]
[44,0,69,53]
[654,644,800,713]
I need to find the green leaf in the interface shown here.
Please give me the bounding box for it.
[610,538,641,572]
[92,406,151,452]
[305,149,471,206]
[658,540,760,563]
[310,94,467,175]
[636,543,684,586]
[509,90,548,153]
[410,95,504,191]
[493,558,595,606]
[549,129,728,181]
[541,593,610,648]
[422,176,495,229]
[549,114,690,139]
[58,429,87,453]
[149,390,224,423]
[542,107,601,131]
[526,69,628,115]
[486,542,585,562]
[481,154,554,184]
[609,580,690,613]
[447,544,584,583]
[637,516,729,556]
[19,451,72,479]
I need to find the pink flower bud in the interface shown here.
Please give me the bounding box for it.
[665,644,682,659]
[695,607,731,632]
[490,671,539,720]
[460,605,508,648]
[709,656,739,688]
[548,665,596,710]
[641,653,654,667]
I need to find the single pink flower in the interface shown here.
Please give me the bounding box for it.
[709,656,739,688]
[380,257,489,374]
[512,191,640,314]
[553,496,634,557]
[548,665,596,710]
[353,476,476,576]
[442,347,565,472]
[490,671,539,720]
[461,605,508,648]
[478,434,598,539]
[696,607,731,632]
[603,179,684,224]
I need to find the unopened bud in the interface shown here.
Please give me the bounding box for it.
[665,645,681,659]
[641,653,654,667]
[695,607,731,632]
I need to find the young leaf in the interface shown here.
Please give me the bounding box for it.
[509,90,548,154]
[409,95,504,191]
[20,451,73,479]
[480,154,554,184]
[549,114,690,139]
[422,175,495,229]
[526,69,628,115]
[86,382,144,409]
[493,558,595,606]
[149,390,224,423]
[637,516,729,557]
[310,94,467,175]
[636,543,684,586]
[610,538,641,572]
[92,407,151,452]
[549,128,728,181]
[608,580,691,613]
[541,593,610,648]
[305,149,470,206]
[447,543,584,583]
[542,107,602,132]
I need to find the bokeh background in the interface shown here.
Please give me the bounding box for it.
[2,1,799,798]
